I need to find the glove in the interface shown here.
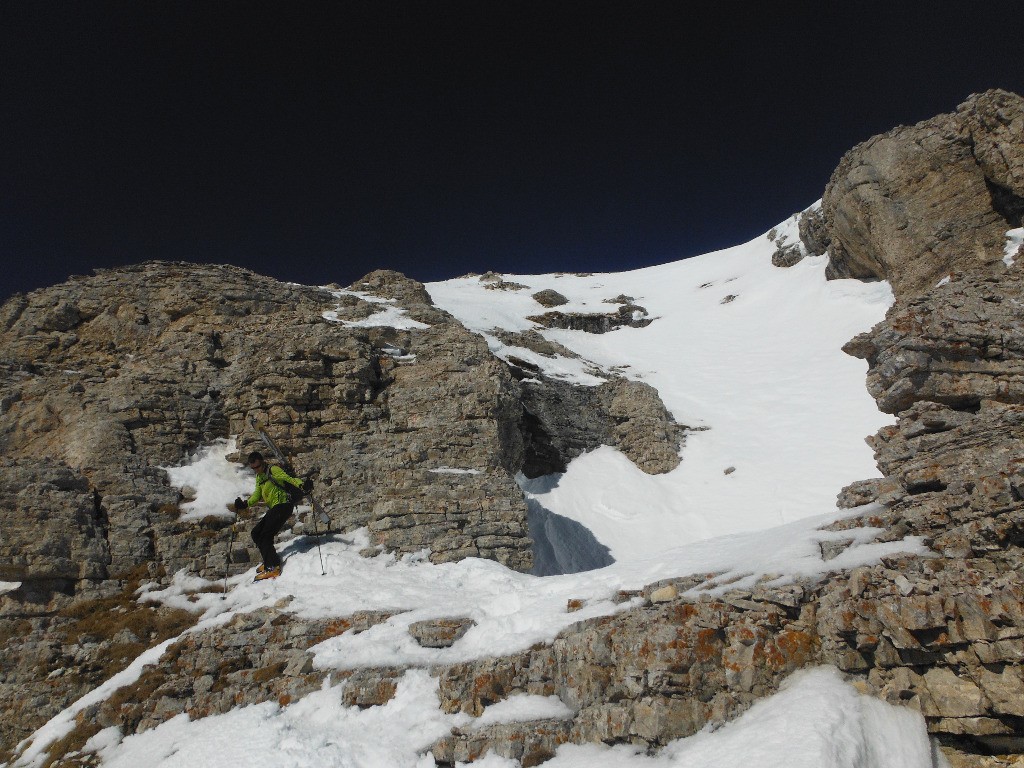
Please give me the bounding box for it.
[233,497,248,511]
[302,478,313,495]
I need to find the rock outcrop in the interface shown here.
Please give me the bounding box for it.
[517,375,683,477]
[842,273,1024,415]
[818,87,1024,762]
[823,269,1024,755]
[819,89,1024,297]
[0,263,534,590]
[0,261,683,759]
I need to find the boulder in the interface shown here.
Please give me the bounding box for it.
[408,617,476,648]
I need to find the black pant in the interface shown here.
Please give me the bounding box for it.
[251,503,293,568]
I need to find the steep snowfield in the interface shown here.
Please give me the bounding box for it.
[428,213,896,556]
[8,217,947,768]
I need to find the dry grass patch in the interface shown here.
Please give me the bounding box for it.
[55,589,196,680]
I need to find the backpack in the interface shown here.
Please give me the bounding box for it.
[268,467,306,506]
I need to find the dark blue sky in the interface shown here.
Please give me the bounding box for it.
[2,2,1022,301]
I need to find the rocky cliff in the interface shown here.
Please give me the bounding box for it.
[0,264,682,760]
[2,88,1024,768]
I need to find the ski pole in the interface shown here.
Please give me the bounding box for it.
[222,522,235,598]
[305,489,325,573]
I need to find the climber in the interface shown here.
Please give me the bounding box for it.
[232,451,306,581]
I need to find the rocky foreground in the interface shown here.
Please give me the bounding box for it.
[1,88,1023,767]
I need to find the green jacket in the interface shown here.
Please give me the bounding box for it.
[248,465,303,509]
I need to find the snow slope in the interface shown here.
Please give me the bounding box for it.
[428,212,896,558]
[7,214,947,768]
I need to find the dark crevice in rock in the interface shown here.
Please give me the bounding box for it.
[525,495,613,576]
[905,480,948,495]
[985,177,1024,228]
[519,407,567,478]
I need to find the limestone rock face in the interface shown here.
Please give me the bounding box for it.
[824,270,1024,750]
[0,262,540,584]
[820,167,1024,759]
[0,461,106,584]
[822,89,1024,297]
[843,273,1024,414]
[0,261,685,758]
[517,375,684,478]
[839,275,1024,564]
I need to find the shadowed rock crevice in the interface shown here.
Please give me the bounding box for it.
[984,177,1024,229]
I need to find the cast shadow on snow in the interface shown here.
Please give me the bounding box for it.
[280,530,351,560]
[527,497,615,577]
[275,495,612,578]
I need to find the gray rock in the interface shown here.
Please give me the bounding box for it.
[408,617,475,648]
[798,205,831,257]
[526,303,652,334]
[532,289,569,308]
[822,89,1024,298]
[518,375,684,478]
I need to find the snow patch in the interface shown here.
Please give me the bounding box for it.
[162,438,251,522]
[1005,227,1024,267]
[326,304,430,329]
[469,694,575,729]
[321,287,430,329]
